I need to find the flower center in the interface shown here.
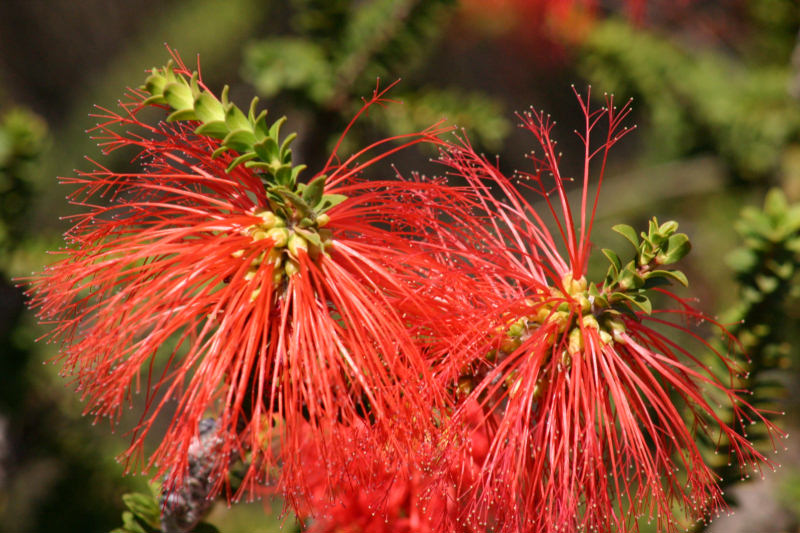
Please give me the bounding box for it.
[232,208,334,300]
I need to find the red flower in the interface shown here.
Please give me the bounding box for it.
[296,399,490,533]
[432,89,782,532]
[27,54,464,505]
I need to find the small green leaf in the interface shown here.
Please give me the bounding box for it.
[657,233,691,264]
[601,248,621,274]
[252,137,280,164]
[612,224,639,248]
[194,120,230,139]
[279,132,298,158]
[120,511,146,533]
[194,92,225,123]
[659,220,679,235]
[122,493,160,528]
[613,292,652,314]
[269,116,287,142]
[224,104,250,132]
[295,227,322,247]
[166,108,197,122]
[227,152,257,172]
[755,274,779,294]
[317,193,348,212]
[645,269,689,287]
[302,175,326,208]
[642,276,672,289]
[275,165,294,187]
[222,129,257,153]
[163,82,194,111]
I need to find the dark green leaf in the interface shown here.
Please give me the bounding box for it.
[303,175,326,207]
[612,224,639,248]
[601,248,621,274]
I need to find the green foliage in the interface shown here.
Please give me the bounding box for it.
[111,487,222,533]
[692,189,800,526]
[242,0,509,159]
[0,108,48,258]
[595,217,691,316]
[579,18,800,180]
[144,63,306,184]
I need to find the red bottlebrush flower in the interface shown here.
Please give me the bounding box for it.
[297,399,490,533]
[26,53,463,506]
[432,89,782,532]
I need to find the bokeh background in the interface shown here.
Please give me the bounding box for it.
[1,1,800,531]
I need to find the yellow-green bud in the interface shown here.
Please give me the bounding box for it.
[266,227,290,247]
[255,209,280,228]
[285,259,300,277]
[287,233,308,258]
[568,327,583,355]
[316,213,330,227]
[581,315,600,330]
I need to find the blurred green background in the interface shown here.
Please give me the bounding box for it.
[1,0,800,531]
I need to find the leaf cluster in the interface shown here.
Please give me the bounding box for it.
[579,17,800,181]
[0,107,48,255]
[143,63,347,224]
[692,189,800,524]
[596,217,691,316]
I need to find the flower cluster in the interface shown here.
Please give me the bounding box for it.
[29,53,780,533]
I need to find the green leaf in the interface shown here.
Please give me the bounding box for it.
[122,493,160,528]
[645,269,689,287]
[166,108,197,122]
[613,291,652,314]
[658,220,679,235]
[657,233,691,264]
[227,152,258,172]
[252,137,280,164]
[275,165,294,187]
[222,129,257,153]
[194,92,225,123]
[296,227,322,247]
[642,276,672,289]
[119,511,146,533]
[144,71,167,97]
[755,274,779,294]
[302,175,326,207]
[601,248,621,274]
[612,224,639,249]
[195,120,230,139]
[224,104,251,132]
[163,82,194,111]
[317,193,348,212]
